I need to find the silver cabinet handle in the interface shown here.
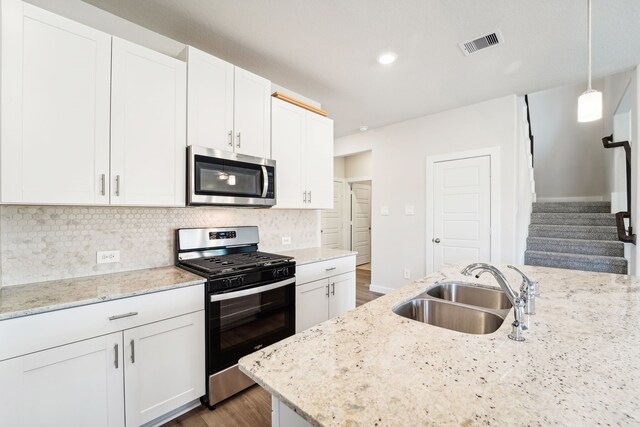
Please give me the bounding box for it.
[100,174,106,196]
[236,132,241,148]
[227,130,233,147]
[303,191,307,203]
[325,284,330,297]
[114,344,119,369]
[308,191,312,203]
[325,267,336,272]
[331,282,335,296]
[433,238,441,244]
[130,339,135,364]
[115,175,121,197]
[108,312,138,321]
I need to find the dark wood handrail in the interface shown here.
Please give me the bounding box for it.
[603,134,635,244]
[524,94,534,167]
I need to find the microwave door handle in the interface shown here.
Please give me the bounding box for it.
[261,166,268,198]
[210,277,294,302]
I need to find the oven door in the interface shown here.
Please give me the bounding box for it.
[208,278,295,374]
[188,146,275,206]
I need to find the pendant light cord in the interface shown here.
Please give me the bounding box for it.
[588,0,592,91]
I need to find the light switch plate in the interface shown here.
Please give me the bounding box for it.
[405,205,415,215]
[380,206,389,216]
[403,268,411,279]
[97,250,120,264]
[282,236,292,245]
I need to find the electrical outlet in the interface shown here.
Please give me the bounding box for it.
[97,250,120,264]
[403,268,411,279]
[380,206,389,216]
[405,205,415,215]
[282,236,292,245]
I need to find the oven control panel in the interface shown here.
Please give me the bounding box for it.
[222,276,244,288]
[272,267,291,278]
[209,231,236,240]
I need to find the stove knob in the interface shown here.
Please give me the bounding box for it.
[222,279,231,288]
[238,277,245,286]
[283,267,289,276]
[272,269,278,278]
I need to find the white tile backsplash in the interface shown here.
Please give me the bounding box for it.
[0,205,319,286]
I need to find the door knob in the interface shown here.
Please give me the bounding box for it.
[433,238,441,243]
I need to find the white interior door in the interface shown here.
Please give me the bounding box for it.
[351,182,371,265]
[321,180,344,249]
[432,156,491,271]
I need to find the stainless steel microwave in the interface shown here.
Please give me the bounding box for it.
[187,146,276,207]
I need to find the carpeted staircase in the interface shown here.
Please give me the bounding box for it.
[524,201,628,274]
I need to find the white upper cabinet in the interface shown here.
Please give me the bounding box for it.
[0,0,112,204]
[186,47,271,159]
[233,67,271,158]
[110,37,187,206]
[305,113,334,209]
[271,97,334,209]
[186,47,234,151]
[271,97,305,208]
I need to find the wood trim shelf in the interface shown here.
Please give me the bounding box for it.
[272,92,328,117]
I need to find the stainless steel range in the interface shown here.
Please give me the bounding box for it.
[176,226,295,408]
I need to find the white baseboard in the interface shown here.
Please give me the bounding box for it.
[144,398,201,427]
[536,196,604,202]
[369,284,395,294]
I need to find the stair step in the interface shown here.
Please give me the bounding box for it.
[526,237,624,257]
[528,224,618,241]
[524,250,627,274]
[532,201,611,213]
[530,213,616,226]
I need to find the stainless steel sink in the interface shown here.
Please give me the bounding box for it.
[393,299,505,335]
[425,281,512,311]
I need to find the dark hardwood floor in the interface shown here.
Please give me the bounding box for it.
[163,266,381,427]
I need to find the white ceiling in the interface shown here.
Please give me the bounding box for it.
[82,0,640,137]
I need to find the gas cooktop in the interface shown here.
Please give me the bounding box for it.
[180,251,293,276]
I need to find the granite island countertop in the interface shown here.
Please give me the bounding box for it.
[277,247,357,266]
[239,265,640,426]
[0,266,205,321]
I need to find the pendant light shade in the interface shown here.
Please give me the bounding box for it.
[578,89,602,122]
[577,0,602,122]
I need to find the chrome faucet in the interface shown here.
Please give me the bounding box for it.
[507,265,538,315]
[461,263,525,341]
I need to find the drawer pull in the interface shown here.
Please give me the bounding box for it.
[108,312,138,321]
[331,282,335,296]
[130,339,135,364]
[325,267,336,272]
[114,344,119,369]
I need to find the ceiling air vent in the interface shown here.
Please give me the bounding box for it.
[459,30,504,56]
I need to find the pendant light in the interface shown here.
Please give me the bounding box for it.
[578,0,602,122]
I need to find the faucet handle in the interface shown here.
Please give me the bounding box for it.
[506,265,537,294]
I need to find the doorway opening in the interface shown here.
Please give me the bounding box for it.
[321,150,379,305]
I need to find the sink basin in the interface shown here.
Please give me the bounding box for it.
[425,282,512,311]
[393,299,505,335]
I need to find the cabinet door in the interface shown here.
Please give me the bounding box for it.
[0,1,111,204]
[305,113,334,209]
[328,272,356,319]
[271,98,305,208]
[233,67,271,158]
[295,279,330,333]
[186,46,234,151]
[0,332,124,427]
[111,37,186,206]
[124,311,205,426]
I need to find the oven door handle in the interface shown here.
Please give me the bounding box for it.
[261,166,269,198]
[210,277,295,302]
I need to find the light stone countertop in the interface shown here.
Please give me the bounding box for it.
[277,247,357,266]
[0,266,205,321]
[239,264,640,426]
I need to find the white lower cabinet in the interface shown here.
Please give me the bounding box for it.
[124,311,205,426]
[0,332,125,427]
[295,256,356,333]
[0,285,205,427]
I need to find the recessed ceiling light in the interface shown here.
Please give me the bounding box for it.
[377,52,397,65]
[359,126,369,132]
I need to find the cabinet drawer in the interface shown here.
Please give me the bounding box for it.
[0,283,204,361]
[296,255,355,285]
